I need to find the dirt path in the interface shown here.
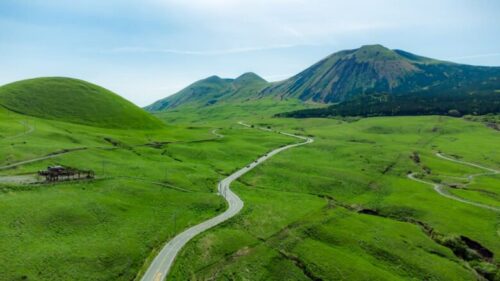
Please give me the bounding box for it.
[408,152,499,212]
[0,148,87,171]
[2,120,35,141]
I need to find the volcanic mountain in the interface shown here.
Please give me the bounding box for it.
[261,44,499,103]
[146,45,499,113]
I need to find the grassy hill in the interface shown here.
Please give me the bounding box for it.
[146,72,270,112]
[0,77,165,129]
[2,86,499,280]
[146,72,313,124]
[0,106,295,280]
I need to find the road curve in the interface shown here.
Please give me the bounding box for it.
[140,124,313,281]
[408,152,499,212]
[436,152,499,174]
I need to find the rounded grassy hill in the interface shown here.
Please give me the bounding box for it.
[0,77,164,129]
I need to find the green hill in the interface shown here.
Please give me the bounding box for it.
[145,72,270,111]
[0,77,165,129]
[262,44,500,103]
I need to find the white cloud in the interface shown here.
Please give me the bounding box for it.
[107,43,318,56]
[149,0,401,44]
[3,0,500,106]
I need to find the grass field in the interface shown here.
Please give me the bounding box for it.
[2,99,499,280]
[153,97,315,125]
[0,107,295,281]
[168,116,500,280]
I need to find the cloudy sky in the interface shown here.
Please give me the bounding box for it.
[1,0,499,106]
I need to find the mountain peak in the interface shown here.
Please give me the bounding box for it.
[358,44,389,51]
[234,72,266,84]
[202,75,224,83]
[350,44,399,61]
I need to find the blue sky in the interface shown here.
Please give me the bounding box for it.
[1,0,499,106]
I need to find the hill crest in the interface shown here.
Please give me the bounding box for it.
[145,73,268,111]
[0,77,164,129]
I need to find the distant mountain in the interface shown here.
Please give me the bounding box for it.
[262,44,500,103]
[146,45,500,117]
[146,72,268,111]
[0,77,165,129]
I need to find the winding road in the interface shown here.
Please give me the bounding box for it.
[408,152,499,212]
[140,123,313,281]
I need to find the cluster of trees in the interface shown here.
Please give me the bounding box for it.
[278,90,500,118]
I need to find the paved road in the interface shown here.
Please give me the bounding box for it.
[436,152,499,174]
[140,124,313,281]
[408,152,499,212]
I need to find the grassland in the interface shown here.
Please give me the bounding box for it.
[153,97,315,125]
[0,77,164,129]
[167,116,499,280]
[0,106,295,280]
[2,96,499,281]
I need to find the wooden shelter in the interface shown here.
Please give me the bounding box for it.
[38,166,94,182]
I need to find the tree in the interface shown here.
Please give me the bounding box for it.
[448,109,461,117]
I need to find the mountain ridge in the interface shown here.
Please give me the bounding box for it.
[145,72,268,111]
[146,45,500,113]
[260,44,499,103]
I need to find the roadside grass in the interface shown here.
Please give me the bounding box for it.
[169,115,499,280]
[448,175,500,208]
[3,101,499,281]
[168,181,326,280]
[0,179,222,281]
[0,108,294,280]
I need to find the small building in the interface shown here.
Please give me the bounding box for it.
[38,166,94,182]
